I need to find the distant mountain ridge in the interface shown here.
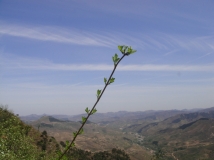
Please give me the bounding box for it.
[21,107,214,123]
[20,114,75,122]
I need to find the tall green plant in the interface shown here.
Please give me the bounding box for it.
[58,45,136,160]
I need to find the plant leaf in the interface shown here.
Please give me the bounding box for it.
[91,108,97,115]
[85,107,90,114]
[82,116,87,123]
[118,45,137,55]
[79,128,84,135]
[104,78,107,84]
[112,56,115,64]
[123,46,128,53]
[108,77,115,84]
[112,54,120,65]
[65,140,70,150]
[66,140,69,146]
[71,142,75,147]
[127,46,137,55]
[131,49,137,54]
[73,131,77,137]
[118,45,123,52]
[97,89,102,98]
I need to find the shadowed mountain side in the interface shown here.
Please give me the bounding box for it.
[21,114,75,122]
[31,116,82,132]
[124,111,214,136]
[143,119,214,159]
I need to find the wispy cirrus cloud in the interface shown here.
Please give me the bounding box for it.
[186,52,214,64]
[163,49,179,56]
[1,55,213,72]
[1,23,214,52]
[137,33,214,52]
[0,23,117,47]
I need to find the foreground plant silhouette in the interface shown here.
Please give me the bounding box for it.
[58,45,136,160]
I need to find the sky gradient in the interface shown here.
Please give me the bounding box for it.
[0,0,214,116]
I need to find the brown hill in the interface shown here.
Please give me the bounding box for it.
[30,116,152,160]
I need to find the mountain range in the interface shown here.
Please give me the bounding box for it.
[21,106,214,160]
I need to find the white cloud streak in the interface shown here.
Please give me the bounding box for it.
[163,49,179,56]
[186,52,214,64]
[0,24,115,47]
[140,33,214,51]
[0,23,214,52]
[1,56,213,72]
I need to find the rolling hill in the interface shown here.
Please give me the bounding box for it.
[21,106,214,159]
[30,116,152,160]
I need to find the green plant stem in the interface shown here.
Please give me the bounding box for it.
[58,54,126,160]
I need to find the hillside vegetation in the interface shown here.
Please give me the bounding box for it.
[0,105,59,160]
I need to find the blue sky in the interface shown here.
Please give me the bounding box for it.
[0,0,213,116]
